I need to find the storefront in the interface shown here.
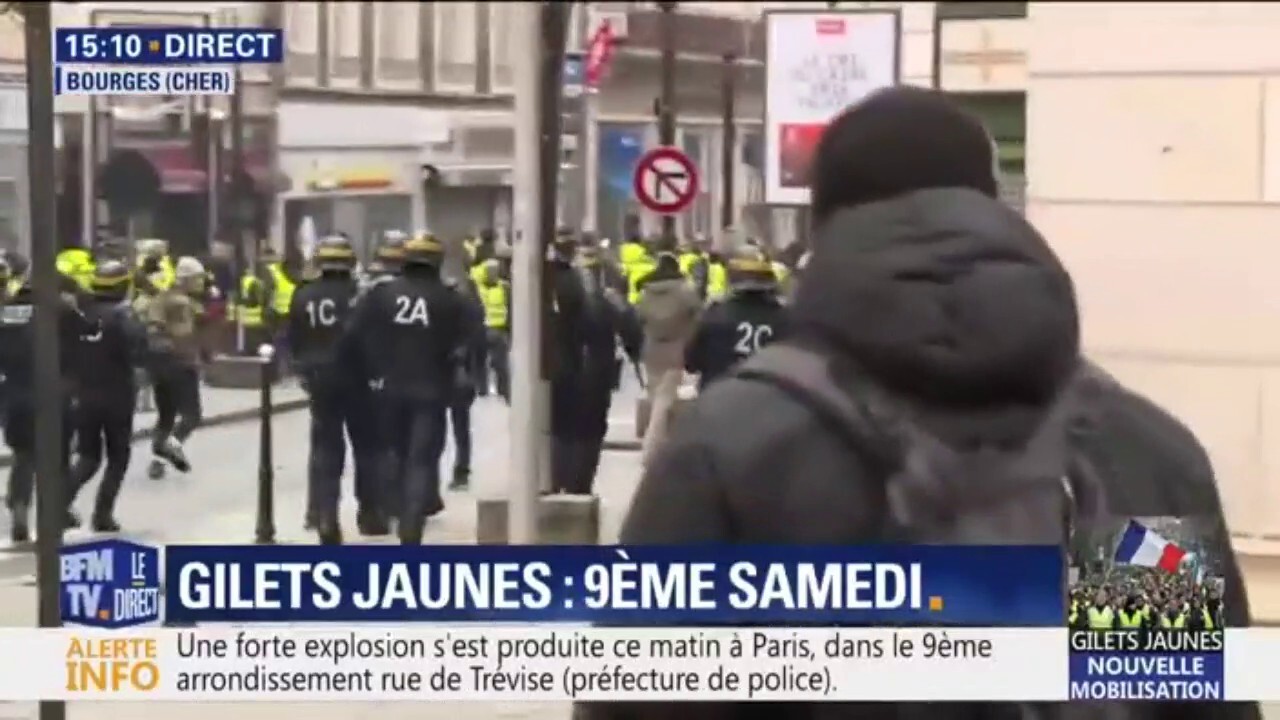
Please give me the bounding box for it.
[275,102,448,263]
[0,76,28,257]
[421,117,516,244]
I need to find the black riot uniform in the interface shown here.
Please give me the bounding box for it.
[68,261,148,532]
[557,243,641,495]
[340,233,477,544]
[443,272,485,490]
[545,236,593,494]
[0,277,94,542]
[684,246,789,390]
[286,236,388,544]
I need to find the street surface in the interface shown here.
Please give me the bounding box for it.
[0,376,1276,718]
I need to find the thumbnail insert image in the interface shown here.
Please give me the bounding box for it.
[1068,516,1225,631]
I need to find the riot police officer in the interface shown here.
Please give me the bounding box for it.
[557,243,642,494]
[341,232,477,544]
[68,261,148,532]
[684,245,789,390]
[286,235,387,544]
[0,275,94,542]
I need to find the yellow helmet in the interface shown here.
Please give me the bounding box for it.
[403,232,444,266]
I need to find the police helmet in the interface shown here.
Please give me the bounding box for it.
[91,259,131,296]
[314,234,356,272]
[403,232,444,266]
[726,246,777,293]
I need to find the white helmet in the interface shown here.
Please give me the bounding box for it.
[175,256,205,280]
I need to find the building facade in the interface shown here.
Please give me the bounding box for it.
[592,1,1029,246]
[276,1,520,258]
[1025,3,1280,592]
[0,14,27,255]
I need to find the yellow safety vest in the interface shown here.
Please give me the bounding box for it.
[470,262,488,289]
[1159,613,1186,629]
[707,261,728,299]
[1200,608,1215,630]
[678,251,703,277]
[482,282,509,329]
[464,239,480,263]
[619,242,648,274]
[137,255,176,292]
[1117,608,1144,628]
[6,278,21,296]
[269,263,296,316]
[236,275,265,327]
[627,257,657,305]
[1087,606,1114,630]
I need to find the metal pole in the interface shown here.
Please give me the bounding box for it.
[537,3,569,497]
[657,1,677,248]
[254,344,276,544]
[509,0,545,545]
[230,64,246,354]
[930,4,943,90]
[581,4,601,235]
[81,100,95,248]
[719,52,736,237]
[25,5,67,720]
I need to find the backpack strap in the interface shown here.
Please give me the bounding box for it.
[733,343,900,482]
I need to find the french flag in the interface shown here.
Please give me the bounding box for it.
[1114,520,1187,573]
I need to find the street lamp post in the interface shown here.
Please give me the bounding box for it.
[23,4,68,720]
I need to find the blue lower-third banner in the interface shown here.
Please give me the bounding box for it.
[1069,651,1225,701]
[147,544,1066,624]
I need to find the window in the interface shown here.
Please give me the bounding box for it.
[376,2,420,85]
[285,3,319,53]
[489,4,513,92]
[328,1,361,84]
[937,2,1027,20]
[435,3,478,90]
[283,2,320,84]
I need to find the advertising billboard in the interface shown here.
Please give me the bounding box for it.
[764,10,900,206]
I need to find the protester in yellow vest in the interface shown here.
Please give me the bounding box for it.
[135,239,176,294]
[56,246,95,292]
[264,250,296,324]
[479,260,511,401]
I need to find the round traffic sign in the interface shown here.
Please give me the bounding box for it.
[632,146,699,215]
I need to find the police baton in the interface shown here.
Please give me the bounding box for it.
[254,343,277,544]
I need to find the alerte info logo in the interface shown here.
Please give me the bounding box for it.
[61,539,160,628]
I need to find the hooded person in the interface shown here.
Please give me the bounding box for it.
[633,250,701,465]
[580,87,1258,720]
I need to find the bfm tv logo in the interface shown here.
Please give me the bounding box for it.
[61,540,163,694]
[61,539,160,628]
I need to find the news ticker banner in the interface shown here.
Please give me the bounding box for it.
[64,541,1064,626]
[52,27,282,97]
[1,627,1278,702]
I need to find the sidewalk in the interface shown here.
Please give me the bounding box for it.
[0,382,310,468]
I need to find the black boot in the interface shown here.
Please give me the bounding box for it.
[316,518,343,546]
[147,459,166,480]
[356,507,390,537]
[91,515,121,533]
[448,467,470,491]
[9,504,30,544]
[64,509,81,530]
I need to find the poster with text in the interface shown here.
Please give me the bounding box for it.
[765,11,900,206]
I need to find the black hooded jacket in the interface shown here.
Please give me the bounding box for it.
[581,189,1257,720]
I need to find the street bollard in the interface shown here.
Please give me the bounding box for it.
[254,343,276,544]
